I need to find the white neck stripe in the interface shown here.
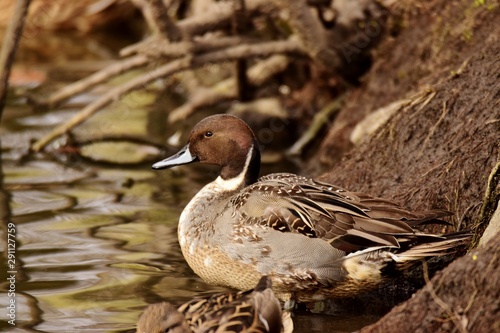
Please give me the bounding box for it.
[215,146,254,191]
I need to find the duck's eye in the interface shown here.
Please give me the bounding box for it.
[205,131,213,138]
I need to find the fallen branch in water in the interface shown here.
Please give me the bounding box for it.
[27,55,150,109]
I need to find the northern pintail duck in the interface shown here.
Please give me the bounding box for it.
[152,114,470,303]
[136,276,292,333]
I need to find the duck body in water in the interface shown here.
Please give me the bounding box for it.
[153,114,470,303]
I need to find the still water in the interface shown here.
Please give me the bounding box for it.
[0,32,378,333]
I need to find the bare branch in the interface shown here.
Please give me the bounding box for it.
[28,55,149,109]
[288,96,344,156]
[120,35,160,57]
[123,0,276,54]
[131,0,182,40]
[126,35,260,59]
[0,0,31,120]
[178,0,270,36]
[28,34,284,110]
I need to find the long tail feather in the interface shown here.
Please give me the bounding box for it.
[393,232,471,269]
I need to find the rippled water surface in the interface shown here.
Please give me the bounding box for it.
[0,32,379,333]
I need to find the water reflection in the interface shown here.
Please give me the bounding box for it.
[0,148,229,332]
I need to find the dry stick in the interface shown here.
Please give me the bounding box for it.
[120,35,160,57]
[141,0,183,41]
[127,36,258,59]
[287,95,345,156]
[168,54,291,123]
[422,261,468,333]
[28,55,149,108]
[418,100,449,158]
[0,0,31,121]
[31,39,306,152]
[0,0,31,281]
[178,0,269,36]
[130,0,176,39]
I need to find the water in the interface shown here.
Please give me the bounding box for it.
[0,31,378,333]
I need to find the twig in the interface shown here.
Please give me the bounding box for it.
[178,0,269,37]
[121,34,258,59]
[408,89,437,120]
[418,100,449,158]
[421,157,456,178]
[139,0,183,41]
[131,36,260,59]
[31,38,306,152]
[247,54,292,85]
[287,95,345,156]
[0,0,31,121]
[120,35,158,57]
[27,55,149,109]
[422,261,468,333]
[125,0,273,48]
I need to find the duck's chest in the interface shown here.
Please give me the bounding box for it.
[177,183,234,249]
[176,183,264,289]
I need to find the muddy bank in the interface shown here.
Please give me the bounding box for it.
[314,0,499,329]
[318,0,499,234]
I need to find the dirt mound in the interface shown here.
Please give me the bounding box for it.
[314,1,499,329]
[319,0,499,235]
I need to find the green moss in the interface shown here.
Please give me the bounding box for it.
[472,0,486,8]
[462,29,473,41]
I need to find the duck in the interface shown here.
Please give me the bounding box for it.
[136,276,293,333]
[152,114,470,304]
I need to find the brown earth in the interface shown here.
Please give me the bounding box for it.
[358,236,500,333]
[318,1,499,226]
[312,0,499,331]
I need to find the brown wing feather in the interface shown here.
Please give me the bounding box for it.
[234,173,452,254]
